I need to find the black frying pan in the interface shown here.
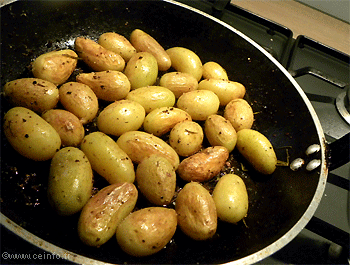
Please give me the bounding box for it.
[0,1,346,264]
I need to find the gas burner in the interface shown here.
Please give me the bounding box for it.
[336,87,350,125]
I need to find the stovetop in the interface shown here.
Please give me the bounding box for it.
[1,0,349,264]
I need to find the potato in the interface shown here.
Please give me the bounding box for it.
[177,90,220,121]
[175,182,217,240]
[143,107,192,136]
[202,61,228,80]
[78,182,138,247]
[124,52,158,89]
[198,79,245,106]
[4,78,59,113]
[212,174,248,223]
[98,32,136,62]
[166,47,203,81]
[42,109,85,147]
[97,100,145,136]
[3,107,61,161]
[75,37,125,71]
[236,129,277,175]
[169,120,203,157]
[116,131,180,169]
[32,49,78,85]
[224,98,254,131]
[130,29,171,71]
[47,147,93,216]
[80,132,135,184]
[204,114,237,152]
[76,70,130,102]
[159,72,198,98]
[177,146,229,182]
[125,85,175,113]
[116,207,177,257]
[136,155,176,205]
[59,82,99,125]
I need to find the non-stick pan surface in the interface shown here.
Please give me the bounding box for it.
[0,1,326,264]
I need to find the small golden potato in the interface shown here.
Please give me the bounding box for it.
[78,182,138,247]
[32,49,78,85]
[98,32,136,62]
[169,120,204,157]
[177,146,229,182]
[198,79,245,106]
[97,100,145,136]
[47,147,93,216]
[42,109,85,147]
[212,174,248,223]
[236,129,277,175]
[75,37,125,72]
[175,182,217,240]
[116,131,180,169]
[116,207,177,256]
[177,90,220,121]
[136,155,176,205]
[4,78,59,113]
[204,114,237,152]
[76,70,130,102]
[159,72,198,98]
[3,107,61,161]
[59,82,99,125]
[143,107,192,137]
[130,29,171,71]
[166,47,203,81]
[125,86,175,113]
[124,52,158,89]
[202,61,228,80]
[80,132,135,184]
[224,98,254,131]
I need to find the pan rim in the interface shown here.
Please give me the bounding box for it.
[0,0,328,264]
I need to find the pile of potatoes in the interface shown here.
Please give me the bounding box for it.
[2,29,277,257]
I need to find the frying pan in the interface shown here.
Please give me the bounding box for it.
[0,0,348,264]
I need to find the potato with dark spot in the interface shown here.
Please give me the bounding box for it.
[116,207,177,256]
[59,82,99,125]
[78,182,138,247]
[75,37,125,72]
[76,70,130,102]
[3,107,61,161]
[136,155,176,205]
[175,182,217,240]
[48,147,93,216]
[42,109,84,147]
[177,146,229,182]
[224,98,254,131]
[4,78,59,113]
[32,49,78,85]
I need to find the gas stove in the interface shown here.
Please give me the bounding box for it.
[175,1,349,264]
[1,1,349,264]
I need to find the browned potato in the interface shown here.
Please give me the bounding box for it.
[75,37,125,72]
[98,32,136,62]
[224,98,254,131]
[177,146,229,182]
[116,207,177,256]
[76,70,130,102]
[78,183,138,247]
[59,82,99,124]
[4,78,59,113]
[32,49,78,85]
[42,109,84,147]
[136,155,176,205]
[175,182,217,240]
[130,29,171,71]
[159,72,198,98]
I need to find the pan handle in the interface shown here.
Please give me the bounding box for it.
[327,132,350,171]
